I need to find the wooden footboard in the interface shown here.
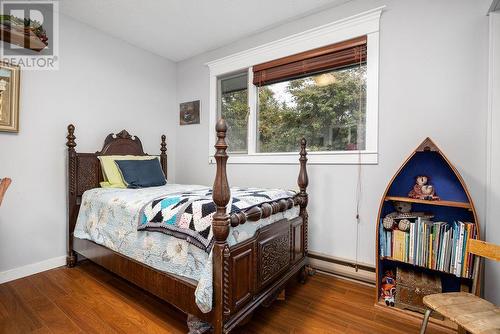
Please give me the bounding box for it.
[211,119,308,334]
[65,119,308,334]
[222,217,307,332]
[70,210,306,326]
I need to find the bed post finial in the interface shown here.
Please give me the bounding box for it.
[298,137,309,261]
[160,135,167,154]
[66,124,76,151]
[66,124,77,268]
[212,119,230,242]
[66,124,77,196]
[212,118,230,334]
[160,134,168,179]
[298,138,308,197]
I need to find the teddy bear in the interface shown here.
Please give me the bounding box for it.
[383,201,413,231]
[408,176,440,201]
[393,200,411,213]
[380,270,396,307]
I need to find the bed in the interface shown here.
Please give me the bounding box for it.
[66,119,309,333]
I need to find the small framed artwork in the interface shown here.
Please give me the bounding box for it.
[0,62,20,133]
[180,100,200,125]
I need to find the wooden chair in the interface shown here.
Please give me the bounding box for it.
[419,239,500,334]
[0,178,11,207]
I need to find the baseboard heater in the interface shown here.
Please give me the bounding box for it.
[308,251,376,285]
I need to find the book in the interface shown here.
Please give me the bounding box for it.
[463,222,475,278]
[428,232,433,268]
[468,222,476,277]
[442,225,450,272]
[422,220,426,265]
[406,231,410,263]
[386,230,392,258]
[393,230,406,261]
[409,222,415,264]
[380,220,386,257]
[381,219,476,278]
[421,220,433,268]
[415,217,421,266]
[456,222,465,276]
[433,222,445,270]
[461,223,468,277]
[439,223,447,271]
[450,222,457,274]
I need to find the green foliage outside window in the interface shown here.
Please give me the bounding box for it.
[219,65,366,154]
[258,66,366,153]
[220,87,248,153]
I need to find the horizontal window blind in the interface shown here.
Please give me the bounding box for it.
[253,35,367,86]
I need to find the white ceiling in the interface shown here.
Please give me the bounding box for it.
[60,0,348,62]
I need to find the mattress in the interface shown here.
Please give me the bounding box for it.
[73,184,299,313]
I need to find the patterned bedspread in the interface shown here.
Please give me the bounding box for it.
[139,187,295,252]
[73,184,299,313]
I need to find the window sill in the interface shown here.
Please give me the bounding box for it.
[208,151,378,165]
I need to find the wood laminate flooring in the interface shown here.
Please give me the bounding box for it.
[0,261,452,333]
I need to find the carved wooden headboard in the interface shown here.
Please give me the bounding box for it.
[65,124,168,239]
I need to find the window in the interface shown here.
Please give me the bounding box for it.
[218,72,248,153]
[257,65,366,153]
[207,7,381,164]
[253,35,367,154]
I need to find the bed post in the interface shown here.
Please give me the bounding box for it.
[66,124,77,267]
[298,138,309,280]
[212,119,230,334]
[160,134,168,179]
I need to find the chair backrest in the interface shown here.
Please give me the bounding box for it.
[0,178,12,207]
[468,239,500,262]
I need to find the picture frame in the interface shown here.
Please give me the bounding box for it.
[0,62,20,133]
[179,100,200,125]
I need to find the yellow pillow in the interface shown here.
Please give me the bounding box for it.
[98,155,160,188]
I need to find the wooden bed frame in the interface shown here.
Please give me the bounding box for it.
[65,119,309,333]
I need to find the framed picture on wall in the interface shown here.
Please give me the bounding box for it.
[180,100,200,125]
[0,62,20,133]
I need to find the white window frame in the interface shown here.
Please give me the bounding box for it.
[207,7,383,165]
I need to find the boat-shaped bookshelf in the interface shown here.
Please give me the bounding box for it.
[375,138,481,331]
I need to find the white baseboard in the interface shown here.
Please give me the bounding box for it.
[0,256,66,284]
[0,253,374,287]
[308,251,376,285]
[0,251,375,286]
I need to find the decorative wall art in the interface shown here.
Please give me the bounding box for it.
[179,100,200,125]
[0,62,20,132]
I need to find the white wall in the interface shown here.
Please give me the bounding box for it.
[485,10,500,304]
[1,0,496,304]
[176,0,491,285]
[0,15,177,277]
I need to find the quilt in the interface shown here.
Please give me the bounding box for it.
[139,187,296,252]
[73,184,300,313]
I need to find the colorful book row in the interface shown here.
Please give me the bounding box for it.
[380,218,476,278]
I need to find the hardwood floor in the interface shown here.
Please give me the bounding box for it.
[0,261,452,334]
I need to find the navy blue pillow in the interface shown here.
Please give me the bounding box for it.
[115,159,166,189]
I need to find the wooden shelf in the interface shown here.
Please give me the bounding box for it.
[384,196,471,209]
[380,256,473,279]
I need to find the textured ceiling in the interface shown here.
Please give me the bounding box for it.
[60,0,349,61]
